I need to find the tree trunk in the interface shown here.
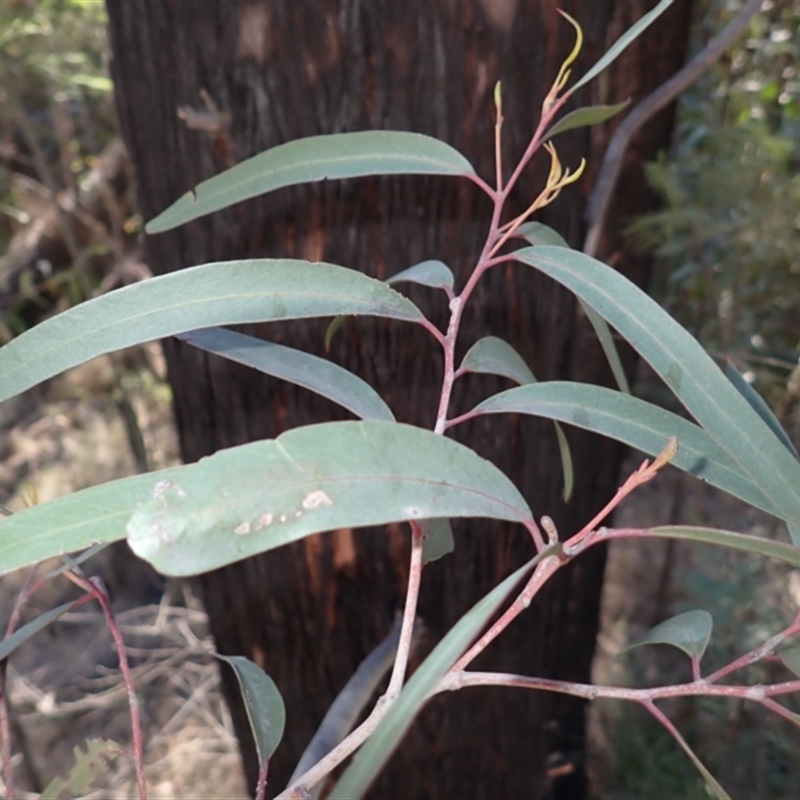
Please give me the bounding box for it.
[106,1,692,797]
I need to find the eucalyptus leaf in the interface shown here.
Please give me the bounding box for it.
[627,610,712,660]
[0,600,76,661]
[725,361,798,459]
[328,550,557,799]
[472,382,778,517]
[127,421,532,577]
[572,0,675,92]
[789,524,800,547]
[216,655,285,762]
[419,518,454,564]
[386,260,454,291]
[543,101,630,141]
[0,259,423,406]
[177,327,394,422]
[514,246,800,529]
[146,131,475,233]
[514,221,569,248]
[779,646,800,679]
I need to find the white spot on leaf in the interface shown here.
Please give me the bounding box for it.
[152,479,173,498]
[303,490,333,510]
[234,521,251,536]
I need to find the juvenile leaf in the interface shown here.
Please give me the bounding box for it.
[514,246,800,529]
[127,421,532,577]
[146,131,476,233]
[329,550,557,799]
[627,610,713,660]
[459,337,574,501]
[216,655,285,763]
[386,260,454,291]
[177,327,394,422]
[419,518,454,564]
[572,0,675,92]
[0,600,76,661]
[543,101,630,141]
[725,361,799,460]
[0,259,423,405]
[472,382,777,517]
[460,336,535,386]
[0,469,171,576]
[645,527,800,568]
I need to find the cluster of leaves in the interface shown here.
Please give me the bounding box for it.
[628,0,800,389]
[1,2,800,798]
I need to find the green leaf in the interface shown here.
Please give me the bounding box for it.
[386,260,454,291]
[572,0,675,92]
[127,421,532,577]
[40,739,121,800]
[419,518,454,564]
[627,610,712,660]
[459,338,573,501]
[514,246,800,529]
[514,221,570,248]
[543,101,630,141]
[329,549,557,799]
[644,527,800,568]
[0,600,76,661]
[472,382,777,517]
[779,646,800,679]
[146,132,475,233]
[0,259,423,406]
[0,470,170,577]
[725,361,799,460]
[460,336,535,386]
[216,655,285,764]
[177,327,394,422]
[789,524,800,547]
[325,315,346,352]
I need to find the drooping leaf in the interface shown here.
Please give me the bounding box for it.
[514,246,800,529]
[571,0,675,92]
[0,600,76,661]
[543,101,630,141]
[471,382,778,517]
[0,469,170,576]
[386,260,454,291]
[325,314,346,352]
[146,131,475,233]
[458,338,573,501]
[216,655,285,764]
[627,610,713,660]
[779,646,800,679]
[177,327,394,422]
[419,518,454,564]
[725,361,799,460]
[581,301,631,395]
[514,221,570,248]
[0,259,423,406]
[460,336,535,386]
[127,421,532,577]
[644,527,800,568]
[328,549,558,799]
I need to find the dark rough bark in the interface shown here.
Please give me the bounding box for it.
[106,1,692,797]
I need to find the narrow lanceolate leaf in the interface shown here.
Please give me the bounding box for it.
[0,470,171,576]
[543,101,630,141]
[419,518,454,563]
[0,600,76,661]
[725,362,799,460]
[627,610,713,660]
[571,0,674,92]
[471,382,778,517]
[459,338,573,500]
[146,131,476,233]
[0,259,423,406]
[643,527,800,567]
[514,221,569,249]
[216,655,285,763]
[514,246,800,529]
[386,260,454,291]
[127,421,532,577]
[177,327,394,422]
[329,551,555,800]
